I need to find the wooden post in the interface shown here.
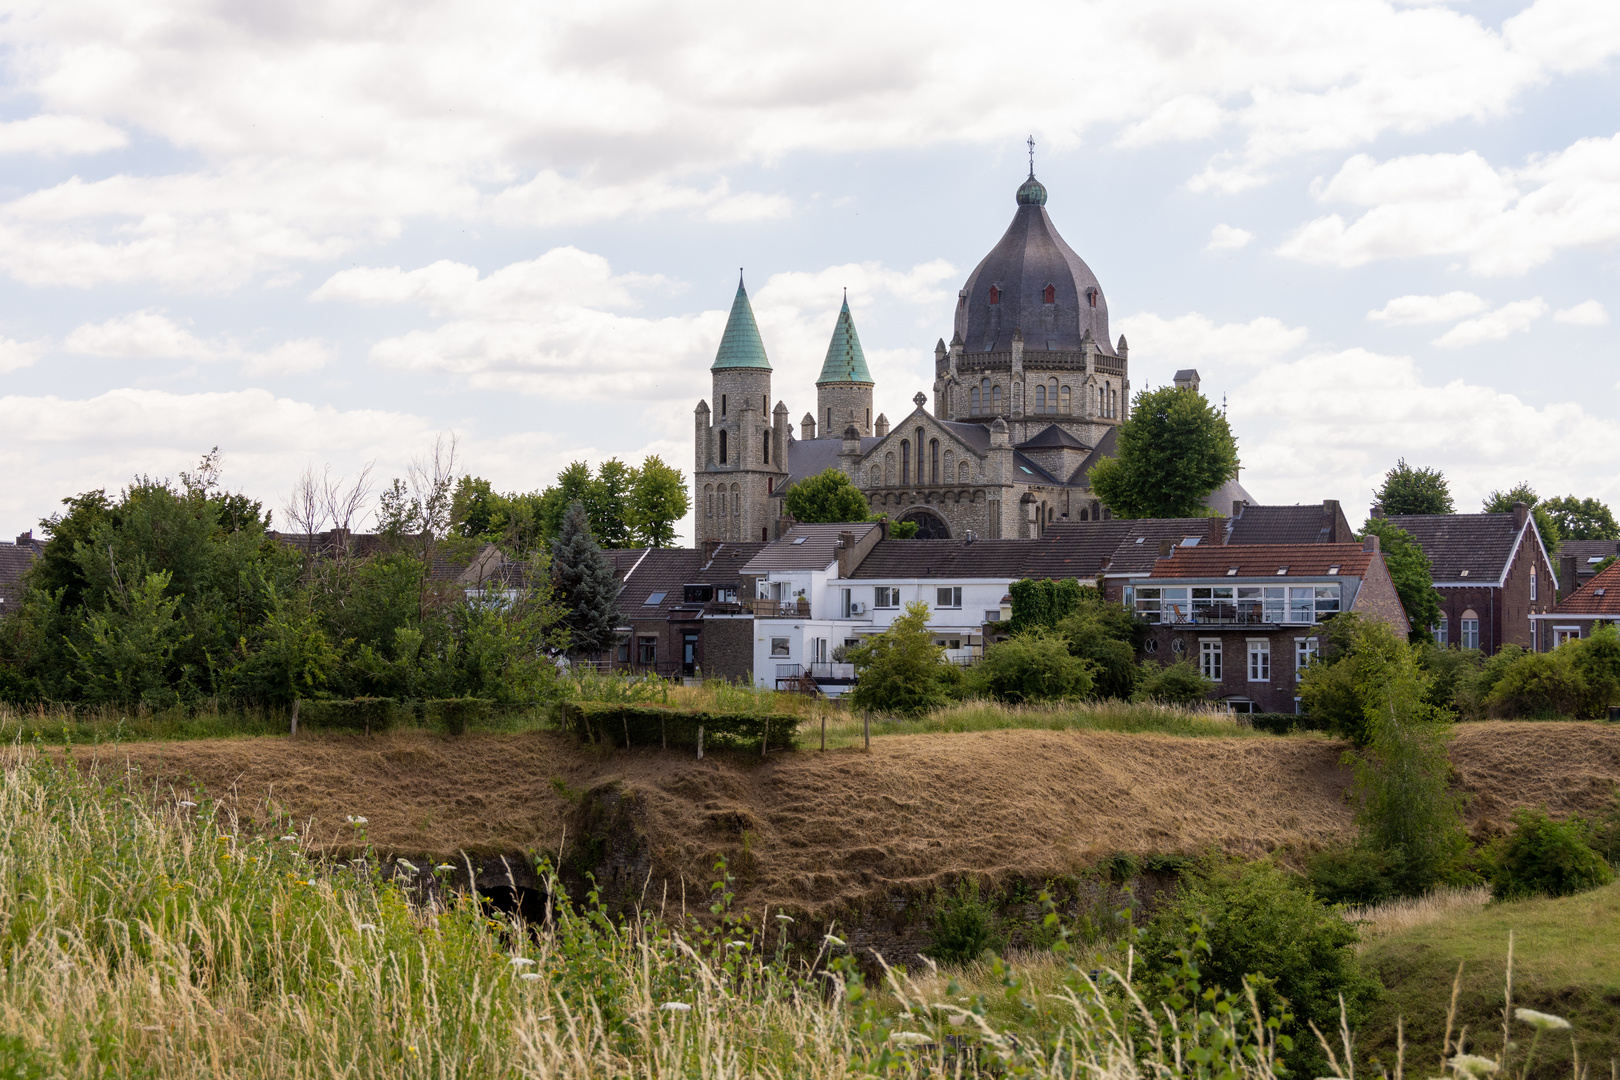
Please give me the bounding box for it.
[623,715,631,750]
[863,713,870,751]
[290,699,299,738]
[821,713,826,751]
[761,717,768,758]
[697,725,704,760]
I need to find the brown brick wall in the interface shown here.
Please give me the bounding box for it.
[700,617,755,681]
[1142,626,1313,713]
[1351,554,1411,637]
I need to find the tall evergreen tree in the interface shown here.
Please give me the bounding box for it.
[1376,458,1454,515]
[550,499,621,656]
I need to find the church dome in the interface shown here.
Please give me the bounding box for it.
[953,174,1114,356]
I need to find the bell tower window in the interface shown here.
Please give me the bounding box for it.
[1043,284,1055,304]
[762,430,769,464]
[718,429,728,464]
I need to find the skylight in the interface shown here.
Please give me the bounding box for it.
[1226,567,1239,576]
[792,537,807,545]
[1327,566,1340,576]
[1135,537,1146,544]
[644,592,666,605]
[1019,466,1033,474]
[1276,567,1289,576]
[1181,537,1199,547]
[1590,557,1607,564]
[1459,569,1470,577]
[1597,588,1608,597]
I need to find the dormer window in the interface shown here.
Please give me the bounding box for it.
[1043,284,1055,304]
[1085,287,1099,309]
[988,285,1000,305]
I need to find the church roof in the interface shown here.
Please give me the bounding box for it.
[711,276,771,371]
[953,174,1115,357]
[775,435,883,496]
[1016,424,1090,450]
[816,296,872,385]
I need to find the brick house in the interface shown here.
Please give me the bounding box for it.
[1382,503,1558,654]
[1530,559,1620,648]
[1557,540,1620,597]
[610,542,764,680]
[1131,539,1409,713]
[0,531,46,616]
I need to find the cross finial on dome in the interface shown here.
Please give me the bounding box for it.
[1027,135,1035,179]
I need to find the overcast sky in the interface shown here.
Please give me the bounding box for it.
[2,0,1618,544]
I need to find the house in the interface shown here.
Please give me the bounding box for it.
[1557,540,1620,597]
[1132,538,1409,713]
[0,531,45,616]
[610,542,764,680]
[1530,559,1620,648]
[1381,503,1558,654]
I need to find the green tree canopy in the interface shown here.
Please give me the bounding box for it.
[845,601,952,716]
[1541,495,1619,542]
[1376,458,1454,516]
[549,500,621,657]
[1360,517,1441,642]
[1087,385,1238,519]
[627,455,689,548]
[782,468,870,523]
[1483,481,1561,553]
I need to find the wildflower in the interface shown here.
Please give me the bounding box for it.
[396,859,418,875]
[178,800,198,808]
[509,957,536,967]
[357,924,377,933]
[347,815,368,825]
[1514,1008,1571,1030]
[660,1002,692,1013]
[520,973,542,982]
[280,835,298,842]
[774,914,794,923]
[435,864,455,872]
[889,1032,931,1046]
[1450,1055,1501,1077]
[727,940,748,949]
[823,934,845,947]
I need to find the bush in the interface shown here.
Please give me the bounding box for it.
[1306,846,1398,906]
[295,696,402,734]
[845,601,953,717]
[1485,649,1587,718]
[1569,624,1620,715]
[971,629,1094,703]
[425,697,491,735]
[556,701,798,752]
[1133,658,1214,705]
[1137,861,1380,1077]
[925,879,1005,964]
[1415,641,1485,719]
[1488,807,1615,901]
[1008,578,1084,635]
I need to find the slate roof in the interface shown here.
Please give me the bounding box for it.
[848,522,1136,580]
[815,296,872,385]
[617,543,765,618]
[1552,560,1620,615]
[1017,424,1090,450]
[954,173,1116,357]
[937,419,992,453]
[741,523,878,573]
[711,277,771,370]
[1067,426,1117,486]
[777,435,883,494]
[1011,452,1063,485]
[1147,543,1375,580]
[1226,502,1353,546]
[1561,540,1620,581]
[1385,513,1526,584]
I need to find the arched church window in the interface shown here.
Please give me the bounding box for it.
[884,452,895,486]
[1034,385,1046,413]
[988,285,1000,305]
[1043,284,1055,304]
[958,461,969,483]
[720,394,727,417]
[969,386,980,415]
[869,465,879,486]
[992,385,1002,411]
[930,439,939,485]
[718,429,728,464]
[900,440,910,485]
[704,485,714,518]
[731,484,740,516]
[1079,508,1089,521]
[1060,385,1071,413]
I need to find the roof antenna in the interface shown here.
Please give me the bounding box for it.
[1027,134,1036,178]
[1222,393,1228,416]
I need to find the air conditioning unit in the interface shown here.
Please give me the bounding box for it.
[848,602,867,615]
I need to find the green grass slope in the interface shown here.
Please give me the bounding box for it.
[1359,883,1620,1078]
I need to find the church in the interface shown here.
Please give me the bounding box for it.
[693,167,1248,543]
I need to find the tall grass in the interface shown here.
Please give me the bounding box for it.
[810,698,1270,748]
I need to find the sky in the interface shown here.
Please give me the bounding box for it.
[2,0,1618,544]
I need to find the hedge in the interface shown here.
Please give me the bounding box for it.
[556,701,800,752]
[1244,712,1330,735]
[294,697,498,735]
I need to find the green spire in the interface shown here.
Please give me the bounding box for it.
[816,293,873,385]
[711,273,771,370]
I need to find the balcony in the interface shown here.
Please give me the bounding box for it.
[1147,603,1326,628]
[747,598,811,618]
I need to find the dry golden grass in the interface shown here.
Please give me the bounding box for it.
[1450,720,1620,833]
[1341,886,1491,942]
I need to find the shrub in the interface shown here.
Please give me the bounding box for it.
[1136,861,1380,1077]
[1008,578,1086,635]
[1488,807,1615,901]
[1133,658,1213,705]
[925,879,1005,964]
[1485,649,1587,718]
[295,696,401,734]
[1569,624,1620,715]
[845,601,952,717]
[971,629,1094,703]
[1415,641,1484,718]
[425,697,491,735]
[1306,846,1397,906]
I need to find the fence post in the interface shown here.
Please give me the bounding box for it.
[821,713,826,751]
[863,713,870,751]
[761,717,768,758]
[290,699,299,739]
[697,725,704,760]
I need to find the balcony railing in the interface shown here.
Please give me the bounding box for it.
[747,598,810,618]
[1146,604,1328,627]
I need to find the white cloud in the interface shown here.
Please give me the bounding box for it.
[0,337,47,374]
[62,309,332,373]
[1366,291,1489,325]
[1554,299,1609,325]
[0,115,127,156]
[1432,298,1547,348]
[1115,312,1309,369]
[1206,224,1254,252]
[1277,133,1620,274]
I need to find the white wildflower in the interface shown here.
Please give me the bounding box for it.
[660,1002,692,1013]
[889,1032,931,1046]
[436,864,455,872]
[1450,1054,1501,1077]
[823,934,845,947]
[520,972,543,982]
[727,940,748,949]
[346,815,368,825]
[1514,1008,1571,1031]
[774,914,794,923]
[395,860,418,875]
[178,800,198,808]
[509,957,536,967]
[280,835,298,842]
[357,924,377,933]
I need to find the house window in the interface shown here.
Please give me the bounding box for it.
[1461,617,1480,650]
[1200,640,1222,680]
[1295,638,1318,679]
[1060,385,1070,413]
[936,587,962,608]
[1432,618,1448,646]
[770,637,790,657]
[1554,627,1582,647]
[1247,640,1270,682]
[637,637,657,665]
[718,429,728,464]
[984,610,1000,623]
[988,285,1000,305]
[717,587,737,603]
[874,587,899,608]
[616,636,631,663]
[1530,566,1537,602]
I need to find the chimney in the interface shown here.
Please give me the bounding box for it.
[1231,500,1247,519]
[1362,534,1381,554]
[1560,553,1579,597]
[15,530,32,544]
[1511,500,1530,529]
[1158,538,1174,558]
[703,538,723,563]
[1206,517,1224,546]
[1321,499,1341,542]
[1099,554,1112,571]
[836,530,856,578]
[1369,502,1385,520]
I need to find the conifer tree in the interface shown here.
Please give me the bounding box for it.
[550,499,621,656]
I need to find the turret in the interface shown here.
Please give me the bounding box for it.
[874,412,890,438]
[801,412,816,441]
[815,294,875,437]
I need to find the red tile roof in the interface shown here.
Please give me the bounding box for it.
[1146,543,1375,579]
[1553,560,1620,615]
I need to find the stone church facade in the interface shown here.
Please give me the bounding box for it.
[694,170,1248,543]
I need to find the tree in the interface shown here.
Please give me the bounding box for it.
[1376,458,1454,515]
[845,601,952,716]
[550,500,621,656]
[1483,482,1561,553]
[450,475,507,541]
[590,459,637,549]
[1541,495,1620,542]
[783,468,869,523]
[971,629,1093,703]
[1360,517,1442,642]
[1087,385,1238,519]
[627,455,689,548]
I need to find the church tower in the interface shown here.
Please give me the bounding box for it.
[694,275,788,543]
[814,294,874,438]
